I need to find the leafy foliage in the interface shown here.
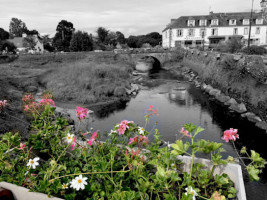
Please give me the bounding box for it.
[9,18,28,38]
[0,103,265,199]
[69,31,93,52]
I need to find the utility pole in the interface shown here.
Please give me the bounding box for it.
[248,0,254,50]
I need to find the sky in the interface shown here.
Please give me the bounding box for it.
[0,0,263,37]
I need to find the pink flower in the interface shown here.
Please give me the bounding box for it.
[117,120,133,135]
[40,99,55,107]
[22,94,35,104]
[0,100,7,110]
[180,127,191,138]
[146,105,159,116]
[24,105,30,111]
[128,137,135,145]
[71,137,77,150]
[222,128,239,142]
[18,143,26,150]
[76,106,88,120]
[88,131,98,146]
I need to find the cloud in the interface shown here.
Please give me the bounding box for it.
[0,0,263,37]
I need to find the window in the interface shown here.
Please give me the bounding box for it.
[256,27,261,34]
[211,28,218,36]
[188,20,195,27]
[243,19,250,25]
[199,19,206,26]
[256,18,263,25]
[211,19,219,25]
[188,29,195,36]
[200,28,206,37]
[244,27,249,35]
[229,19,236,25]
[176,29,183,37]
[165,31,168,38]
[233,28,238,35]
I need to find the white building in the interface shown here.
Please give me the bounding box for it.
[162,12,267,48]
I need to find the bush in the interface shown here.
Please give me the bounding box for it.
[215,38,243,53]
[240,45,267,55]
[0,41,17,53]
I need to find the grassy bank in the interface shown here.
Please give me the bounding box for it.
[40,60,134,104]
[0,52,134,135]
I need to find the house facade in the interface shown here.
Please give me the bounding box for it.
[8,34,44,54]
[162,12,267,48]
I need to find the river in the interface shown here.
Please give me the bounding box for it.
[56,70,267,199]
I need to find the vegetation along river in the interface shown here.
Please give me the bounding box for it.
[56,70,267,200]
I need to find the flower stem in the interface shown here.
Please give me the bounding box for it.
[49,170,131,182]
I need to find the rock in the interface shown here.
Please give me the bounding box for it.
[256,121,267,131]
[209,89,221,96]
[215,94,231,103]
[229,103,247,114]
[130,83,139,92]
[204,85,213,93]
[241,112,262,123]
[233,54,242,61]
[114,87,127,97]
[224,98,238,106]
[201,83,207,91]
[26,86,38,93]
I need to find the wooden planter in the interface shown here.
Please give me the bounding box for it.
[178,155,246,200]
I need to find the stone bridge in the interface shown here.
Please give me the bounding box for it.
[115,51,180,72]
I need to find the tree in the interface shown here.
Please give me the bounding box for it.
[53,20,75,52]
[23,36,37,50]
[116,31,126,44]
[106,31,117,46]
[96,27,109,44]
[126,36,139,48]
[69,31,93,52]
[9,18,28,38]
[26,29,39,36]
[0,28,9,41]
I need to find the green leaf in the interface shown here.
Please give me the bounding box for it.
[247,165,260,181]
[171,140,189,156]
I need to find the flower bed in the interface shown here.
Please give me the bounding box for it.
[0,94,265,200]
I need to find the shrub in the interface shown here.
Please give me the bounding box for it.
[240,45,267,55]
[215,38,243,53]
[0,40,17,53]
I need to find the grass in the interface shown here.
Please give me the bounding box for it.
[40,55,134,104]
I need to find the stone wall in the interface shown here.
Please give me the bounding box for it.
[182,50,267,123]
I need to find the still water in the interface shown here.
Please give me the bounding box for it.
[57,71,267,199]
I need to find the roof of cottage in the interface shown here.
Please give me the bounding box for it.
[163,12,267,32]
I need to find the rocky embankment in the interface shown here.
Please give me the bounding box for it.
[172,65,267,135]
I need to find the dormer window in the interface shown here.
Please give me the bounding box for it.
[199,19,207,26]
[211,19,219,26]
[243,19,250,25]
[256,18,263,24]
[229,19,236,25]
[188,20,195,27]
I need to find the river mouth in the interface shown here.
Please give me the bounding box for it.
[55,69,267,199]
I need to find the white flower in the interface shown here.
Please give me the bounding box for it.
[138,127,145,135]
[108,129,117,136]
[70,175,88,191]
[185,186,198,200]
[62,183,69,189]
[27,157,39,169]
[65,133,74,143]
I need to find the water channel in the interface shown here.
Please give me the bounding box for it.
[57,70,267,200]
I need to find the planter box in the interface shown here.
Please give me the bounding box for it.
[0,182,63,200]
[178,155,246,200]
[0,155,246,200]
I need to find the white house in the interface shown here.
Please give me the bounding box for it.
[8,33,44,54]
[162,12,267,48]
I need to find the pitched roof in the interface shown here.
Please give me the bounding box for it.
[163,12,266,32]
